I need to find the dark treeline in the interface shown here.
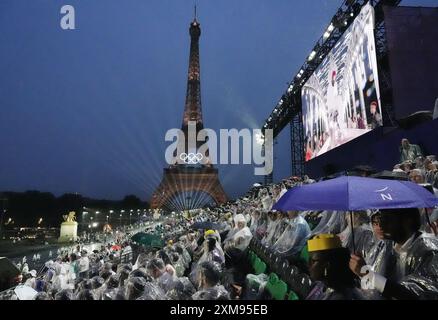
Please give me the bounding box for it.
[0,191,149,228]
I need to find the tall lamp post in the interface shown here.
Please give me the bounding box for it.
[0,197,7,240]
[82,211,88,231]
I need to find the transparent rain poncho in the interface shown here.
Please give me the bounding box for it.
[137,282,169,300]
[338,212,375,257]
[170,253,186,278]
[310,211,348,236]
[166,277,196,300]
[261,217,281,246]
[54,289,74,300]
[125,277,147,300]
[392,233,438,299]
[225,214,253,251]
[157,269,178,293]
[244,273,269,299]
[254,213,269,240]
[306,281,365,300]
[249,211,261,234]
[192,285,230,300]
[263,217,289,248]
[129,268,153,282]
[271,215,311,257]
[91,276,105,300]
[102,287,126,300]
[75,289,96,300]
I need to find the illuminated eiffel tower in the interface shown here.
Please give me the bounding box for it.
[150,9,227,210]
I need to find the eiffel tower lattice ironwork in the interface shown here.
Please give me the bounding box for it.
[150,13,227,210]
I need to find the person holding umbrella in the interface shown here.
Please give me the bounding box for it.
[306,234,364,300]
[350,207,438,299]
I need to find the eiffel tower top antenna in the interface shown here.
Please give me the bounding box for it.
[194,4,197,22]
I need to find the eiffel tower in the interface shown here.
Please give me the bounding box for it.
[150,10,227,210]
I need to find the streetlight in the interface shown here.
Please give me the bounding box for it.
[82,211,88,229]
[129,213,132,225]
[106,215,109,223]
[109,210,113,222]
[119,213,122,226]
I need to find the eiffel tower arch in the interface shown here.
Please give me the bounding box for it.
[150,12,227,210]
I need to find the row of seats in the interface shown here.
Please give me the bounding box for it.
[248,239,312,299]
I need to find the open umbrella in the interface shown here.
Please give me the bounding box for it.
[190,221,222,231]
[273,176,438,211]
[273,176,438,251]
[131,232,164,248]
[111,245,121,251]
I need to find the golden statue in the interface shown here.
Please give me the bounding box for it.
[62,211,76,222]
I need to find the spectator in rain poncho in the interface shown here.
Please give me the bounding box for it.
[146,258,178,293]
[174,243,192,270]
[254,211,269,240]
[137,281,169,300]
[362,211,395,278]
[271,211,311,258]
[259,189,273,211]
[91,276,105,300]
[54,289,74,300]
[310,211,347,236]
[166,277,196,300]
[264,212,289,248]
[192,261,230,300]
[400,139,423,163]
[43,260,56,283]
[24,270,37,289]
[249,210,261,234]
[124,276,147,300]
[306,234,365,300]
[351,208,438,300]
[133,252,149,270]
[224,214,252,252]
[338,211,375,258]
[198,236,225,266]
[350,211,395,300]
[170,252,185,278]
[261,211,281,246]
[78,250,90,280]
[185,232,199,255]
[101,274,125,300]
[75,289,96,300]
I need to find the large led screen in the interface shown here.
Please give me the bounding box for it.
[302,4,382,161]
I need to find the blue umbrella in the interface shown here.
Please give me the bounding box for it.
[273,176,438,211]
[273,176,438,253]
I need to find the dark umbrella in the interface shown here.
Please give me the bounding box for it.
[190,221,222,231]
[273,176,438,252]
[371,170,408,181]
[131,232,163,248]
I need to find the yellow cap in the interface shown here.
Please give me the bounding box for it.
[204,229,216,238]
[167,240,173,245]
[307,234,342,252]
